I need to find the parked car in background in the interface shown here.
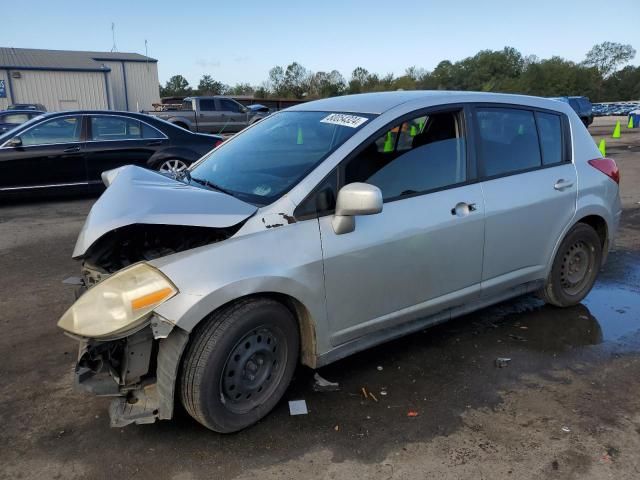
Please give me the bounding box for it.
[247,104,270,114]
[551,96,593,126]
[0,109,44,134]
[8,103,47,111]
[0,110,223,198]
[593,102,640,117]
[147,96,268,134]
[59,91,620,433]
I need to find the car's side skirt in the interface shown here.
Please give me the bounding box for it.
[315,280,543,368]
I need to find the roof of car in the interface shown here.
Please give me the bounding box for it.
[287,91,570,115]
[0,109,44,114]
[37,110,153,118]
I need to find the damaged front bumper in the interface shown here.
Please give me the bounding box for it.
[73,322,189,427]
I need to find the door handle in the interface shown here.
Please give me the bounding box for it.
[146,140,163,146]
[451,202,477,216]
[554,179,574,191]
[63,146,80,153]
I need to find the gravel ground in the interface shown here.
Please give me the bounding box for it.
[0,116,639,480]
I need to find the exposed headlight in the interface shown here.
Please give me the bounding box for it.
[58,263,178,339]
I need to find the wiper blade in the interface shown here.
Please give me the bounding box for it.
[190,177,235,196]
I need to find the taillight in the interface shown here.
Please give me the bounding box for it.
[588,158,620,184]
[214,139,223,148]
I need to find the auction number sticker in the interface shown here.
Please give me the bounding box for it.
[320,113,368,128]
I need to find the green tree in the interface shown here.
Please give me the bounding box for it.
[584,41,636,77]
[308,70,346,97]
[197,75,228,95]
[268,66,285,97]
[601,66,640,101]
[283,62,310,98]
[228,83,255,96]
[161,75,192,97]
[348,67,369,93]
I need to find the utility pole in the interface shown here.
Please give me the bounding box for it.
[110,22,118,52]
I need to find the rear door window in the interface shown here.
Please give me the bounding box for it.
[90,116,143,141]
[218,99,242,113]
[199,99,217,111]
[476,108,541,177]
[535,112,563,166]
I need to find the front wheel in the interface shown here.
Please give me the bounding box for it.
[539,223,602,307]
[180,298,299,433]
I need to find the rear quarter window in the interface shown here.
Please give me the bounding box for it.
[535,112,563,165]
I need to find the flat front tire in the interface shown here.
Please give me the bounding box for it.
[180,298,299,433]
[540,223,602,307]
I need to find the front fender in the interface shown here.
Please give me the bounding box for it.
[150,219,329,353]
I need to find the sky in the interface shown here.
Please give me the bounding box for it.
[2,0,639,88]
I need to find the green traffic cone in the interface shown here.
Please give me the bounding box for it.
[598,139,606,156]
[383,132,394,152]
[612,120,621,138]
[297,126,303,145]
[628,116,634,129]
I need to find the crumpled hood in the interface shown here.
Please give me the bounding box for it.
[73,165,257,257]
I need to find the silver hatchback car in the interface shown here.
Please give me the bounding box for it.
[59,91,621,432]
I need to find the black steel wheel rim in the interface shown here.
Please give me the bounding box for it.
[560,240,595,296]
[220,325,287,414]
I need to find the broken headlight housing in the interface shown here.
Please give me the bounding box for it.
[58,263,178,339]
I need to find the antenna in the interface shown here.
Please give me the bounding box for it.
[110,22,118,52]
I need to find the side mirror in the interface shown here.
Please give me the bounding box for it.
[332,182,383,235]
[6,136,22,148]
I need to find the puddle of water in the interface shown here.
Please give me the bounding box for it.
[465,259,640,353]
[583,284,640,342]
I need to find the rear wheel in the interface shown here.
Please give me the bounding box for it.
[157,158,188,175]
[539,223,602,307]
[180,298,299,433]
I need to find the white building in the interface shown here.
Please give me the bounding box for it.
[0,47,160,112]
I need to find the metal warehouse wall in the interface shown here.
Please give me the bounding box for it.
[101,61,126,110]
[122,62,160,111]
[8,70,108,111]
[102,60,159,111]
[0,69,9,110]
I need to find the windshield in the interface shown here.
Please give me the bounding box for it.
[190,111,374,205]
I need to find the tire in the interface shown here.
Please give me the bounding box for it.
[539,223,602,307]
[180,298,299,433]
[157,158,189,175]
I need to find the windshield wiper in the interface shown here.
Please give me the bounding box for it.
[190,176,235,197]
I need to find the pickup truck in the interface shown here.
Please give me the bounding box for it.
[147,96,267,134]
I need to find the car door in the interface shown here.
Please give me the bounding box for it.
[216,98,247,133]
[0,114,87,192]
[196,98,223,133]
[316,107,485,346]
[472,105,577,296]
[84,115,169,187]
